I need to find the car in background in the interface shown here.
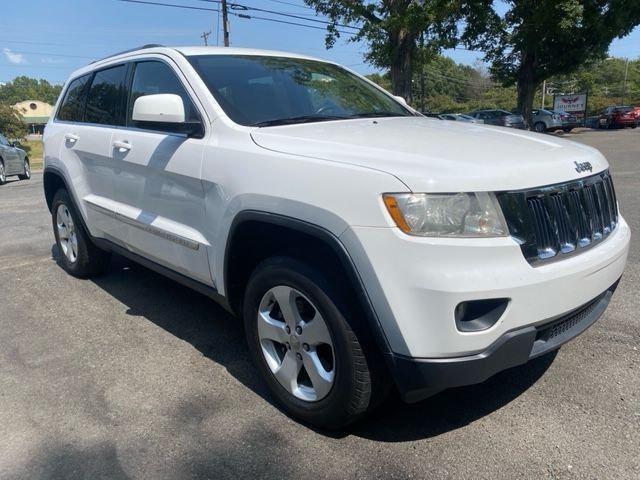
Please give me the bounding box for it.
[531,109,563,133]
[599,106,637,129]
[553,110,580,132]
[439,113,484,124]
[0,133,31,185]
[421,112,443,119]
[467,109,525,129]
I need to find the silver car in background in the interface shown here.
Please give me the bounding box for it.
[531,109,564,133]
[467,109,525,129]
[0,134,31,185]
[439,113,484,124]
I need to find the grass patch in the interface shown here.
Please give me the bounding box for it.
[16,140,44,170]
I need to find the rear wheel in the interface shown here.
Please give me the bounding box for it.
[52,189,111,278]
[0,160,6,185]
[18,158,30,180]
[534,122,546,133]
[243,256,383,429]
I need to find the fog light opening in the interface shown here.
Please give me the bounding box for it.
[455,298,510,332]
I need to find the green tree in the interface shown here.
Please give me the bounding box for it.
[304,0,465,103]
[0,104,27,139]
[465,0,640,128]
[0,76,63,105]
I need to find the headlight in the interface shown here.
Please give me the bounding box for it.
[382,192,508,237]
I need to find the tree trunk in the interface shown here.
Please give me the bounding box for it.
[516,53,538,129]
[390,29,415,105]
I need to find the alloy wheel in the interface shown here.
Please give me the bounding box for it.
[24,161,30,179]
[0,162,5,183]
[56,204,78,263]
[257,286,335,402]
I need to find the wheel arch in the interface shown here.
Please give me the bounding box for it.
[43,167,70,212]
[224,210,392,355]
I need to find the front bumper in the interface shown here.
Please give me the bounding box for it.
[387,282,618,402]
[341,216,629,358]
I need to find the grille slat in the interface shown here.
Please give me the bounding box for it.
[499,171,618,265]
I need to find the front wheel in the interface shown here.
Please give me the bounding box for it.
[243,256,382,429]
[0,160,6,185]
[534,122,546,133]
[18,158,30,180]
[52,189,111,278]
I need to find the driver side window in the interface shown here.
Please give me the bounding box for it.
[128,60,201,130]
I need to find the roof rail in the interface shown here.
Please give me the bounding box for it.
[90,44,166,64]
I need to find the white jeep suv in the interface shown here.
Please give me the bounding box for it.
[43,45,630,428]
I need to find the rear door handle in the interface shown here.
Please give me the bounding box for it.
[64,133,79,144]
[113,140,131,153]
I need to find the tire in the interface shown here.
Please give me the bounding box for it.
[243,256,383,429]
[18,158,30,180]
[51,189,111,278]
[534,122,546,133]
[0,159,6,185]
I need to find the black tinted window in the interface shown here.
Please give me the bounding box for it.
[128,61,199,124]
[57,74,91,122]
[85,65,127,126]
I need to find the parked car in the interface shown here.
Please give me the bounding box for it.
[421,112,443,119]
[553,110,580,132]
[467,109,525,129]
[0,134,31,185]
[530,109,563,133]
[43,45,630,428]
[599,106,637,129]
[439,113,484,124]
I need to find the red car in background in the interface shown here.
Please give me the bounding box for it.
[599,106,637,129]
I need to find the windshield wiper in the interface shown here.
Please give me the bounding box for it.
[348,112,409,118]
[251,114,348,127]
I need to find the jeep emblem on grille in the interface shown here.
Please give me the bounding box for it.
[574,161,593,173]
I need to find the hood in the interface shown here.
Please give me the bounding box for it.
[250,117,608,192]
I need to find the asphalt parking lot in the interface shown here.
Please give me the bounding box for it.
[1,128,639,479]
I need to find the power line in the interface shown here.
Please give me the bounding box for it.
[116,0,219,13]
[114,0,357,35]
[262,0,315,10]
[195,0,360,30]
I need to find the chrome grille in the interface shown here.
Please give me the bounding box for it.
[497,171,618,265]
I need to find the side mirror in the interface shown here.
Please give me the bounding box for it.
[132,94,186,124]
[393,95,408,106]
[132,94,203,137]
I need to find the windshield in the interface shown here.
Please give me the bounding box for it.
[614,106,632,113]
[187,55,413,126]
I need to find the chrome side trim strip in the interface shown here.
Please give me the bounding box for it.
[85,201,200,251]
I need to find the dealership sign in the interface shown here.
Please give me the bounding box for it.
[553,92,588,121]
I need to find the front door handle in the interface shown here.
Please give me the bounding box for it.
[113,140,131,153]
[64,133,79,144]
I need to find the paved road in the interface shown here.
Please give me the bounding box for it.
[1,129,638,479]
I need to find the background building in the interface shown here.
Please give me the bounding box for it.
[12,100,52,135]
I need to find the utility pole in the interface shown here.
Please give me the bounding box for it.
[200,31,211,46]
[541,80,546,109]
[221,0,230,47]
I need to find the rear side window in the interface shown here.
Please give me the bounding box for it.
[56,74,91,122]
[85,65,128,126]
[128,61,200,125]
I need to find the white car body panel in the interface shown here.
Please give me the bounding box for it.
[43,46,630,363]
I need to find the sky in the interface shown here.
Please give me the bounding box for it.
[1,0,639,85]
